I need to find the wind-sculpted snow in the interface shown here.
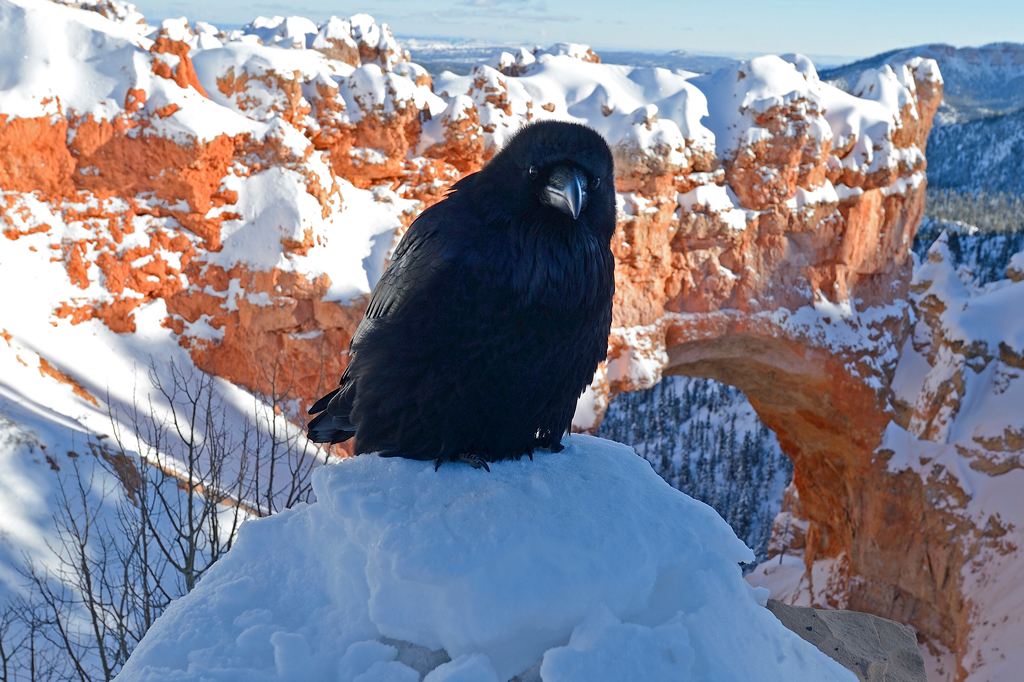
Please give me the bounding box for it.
[117,436,855,682]
[431,49,714,166]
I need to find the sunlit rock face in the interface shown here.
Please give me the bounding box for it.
[578,55,953,666]
[17,1,1019,675]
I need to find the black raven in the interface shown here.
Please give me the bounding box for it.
[307,120,616,469]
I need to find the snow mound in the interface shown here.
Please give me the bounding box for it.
[118,436,855,682]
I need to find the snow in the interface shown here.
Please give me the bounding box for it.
[678,183,750,230]
[694,55,831,157]
[0,189,330,625]
[432,56,715,164]
[312,16,355,46]
[0,0,151,120]
[897,234,1024,445]
[686,52,928,181]
[157,16,190,42]
[117,436,855,682]
[852,64,917,120]
[191,42,349,123]
[788,181,840,209]
[1010,250,1024,276]
[913,235,1024,360]
[242,16,318,50]
[876,417,1024,682]
[0,0,265,143]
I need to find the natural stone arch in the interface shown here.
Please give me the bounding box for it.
[657,324,969,657]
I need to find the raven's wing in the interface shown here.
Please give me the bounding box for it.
[307,205,455,443]
[356,207,454,343]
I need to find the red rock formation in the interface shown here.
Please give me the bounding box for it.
[164,264,365,443]
[151,37,211,97]
[2,10,973,669]
[0,115,77,197]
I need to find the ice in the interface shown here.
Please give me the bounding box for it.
[118,436,855,682]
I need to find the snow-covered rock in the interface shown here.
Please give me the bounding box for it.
[117,436,855,682]
[752,231,1024,681]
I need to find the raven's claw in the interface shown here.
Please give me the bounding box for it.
[458,453,491,471]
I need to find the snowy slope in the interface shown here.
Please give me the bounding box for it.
[884,235,1024,681]
[914,219,1024,285]
[117,436,856,682]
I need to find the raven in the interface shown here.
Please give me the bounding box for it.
[307,120,616,469]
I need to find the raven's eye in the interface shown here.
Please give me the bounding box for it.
[593,176,601,189]
[528,165,538,179]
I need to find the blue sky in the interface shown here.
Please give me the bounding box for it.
[131,0,1023,62]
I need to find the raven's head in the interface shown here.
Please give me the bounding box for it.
[469,120,617,241]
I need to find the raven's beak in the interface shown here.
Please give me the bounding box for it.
[540,166,588,220]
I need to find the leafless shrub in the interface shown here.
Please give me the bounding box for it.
[2,358,328,680]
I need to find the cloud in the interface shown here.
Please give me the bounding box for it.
[451,0,579,22]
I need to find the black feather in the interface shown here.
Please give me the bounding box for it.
[307,120,616,465]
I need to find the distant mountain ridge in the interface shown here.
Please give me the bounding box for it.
[820,42,1024,124]
[403,40,739,77]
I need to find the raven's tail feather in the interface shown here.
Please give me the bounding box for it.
[307,383,357,444]
[307,387,337,415]
[307,410,355,444]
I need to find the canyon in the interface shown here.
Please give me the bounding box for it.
[2,2,1023,680]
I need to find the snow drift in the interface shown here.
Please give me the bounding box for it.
[116,436,855,682]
